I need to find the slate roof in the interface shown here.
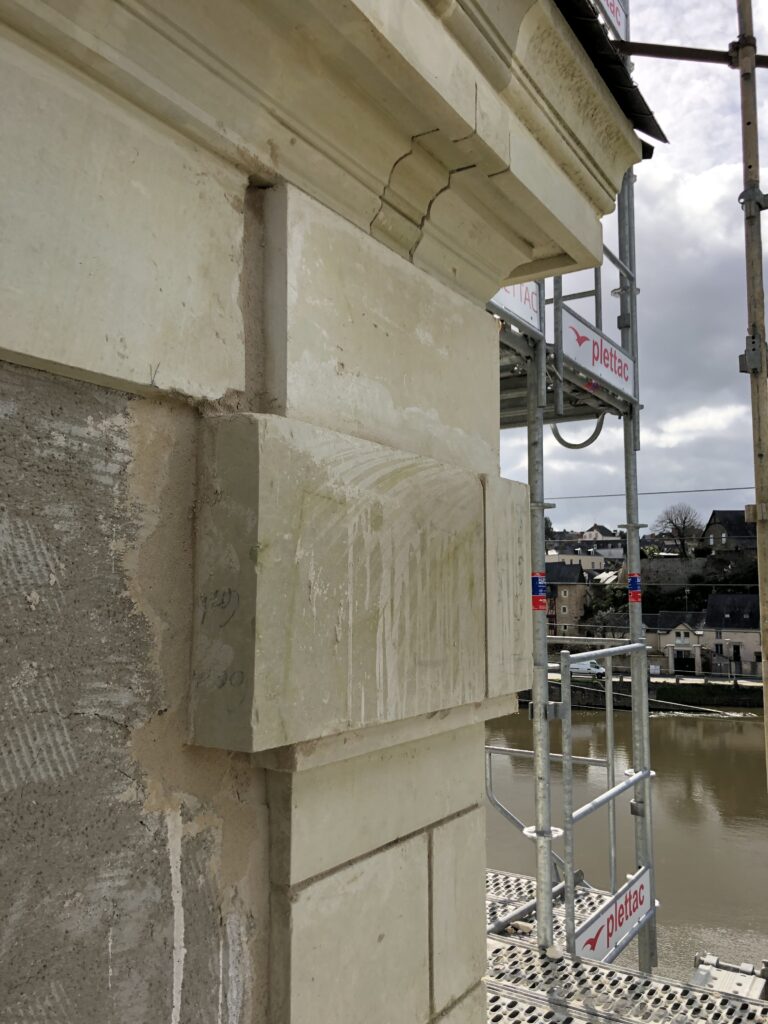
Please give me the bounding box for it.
[585,523,614,537]
[643,610,705,633]
[704,593,760,631]
[702,510,756,541]
[655,610,705,632]
[545,562,584,585]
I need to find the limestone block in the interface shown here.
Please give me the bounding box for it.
[439,984,486,1023]
[191,414,487,752]
[273,835,430,1024]
[431,809,487,1013]
[485,475,533,697]
[255,694,518,773]
[263,184,499,475]
[268,724,484,885]
[0,28,245,399]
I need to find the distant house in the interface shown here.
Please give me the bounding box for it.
[579,524,625,559]
[582,523,614,541]
[546,544,605,573]
[702,592,761,672]
[700,510,756,556]
[640,532,680,556]
[645,594,762,676]
[545,562,587,637]
[643,609,706,672]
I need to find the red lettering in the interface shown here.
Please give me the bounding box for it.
[592,339,600,365]
[606,911,615,943]
[603,348,610,368]
[639,883,645,906]
[618,904,625,927]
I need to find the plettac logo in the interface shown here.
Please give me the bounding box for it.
[575,868,650,961]
[562,308,635,399]
[569,325,590,348]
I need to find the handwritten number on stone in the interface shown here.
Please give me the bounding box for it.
[216,669,245,690]
[199,588,240,627]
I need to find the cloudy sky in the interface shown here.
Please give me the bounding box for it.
[500,2,768,535]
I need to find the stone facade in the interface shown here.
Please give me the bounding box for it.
[0,2,640,1021]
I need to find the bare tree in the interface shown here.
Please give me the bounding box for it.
[653,503,704,558]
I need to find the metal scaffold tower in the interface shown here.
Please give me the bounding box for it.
[482,4,768,1020]
[486,0,659,973]
[486,0,768,995]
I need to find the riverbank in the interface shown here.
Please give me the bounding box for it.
[519,676,763,711]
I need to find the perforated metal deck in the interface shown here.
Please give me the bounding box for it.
[485,871,768,1024]
[486,869,612,938]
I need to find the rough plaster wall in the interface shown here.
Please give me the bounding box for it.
[0,362,268,1023]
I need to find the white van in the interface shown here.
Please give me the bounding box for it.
[573,659,606,680]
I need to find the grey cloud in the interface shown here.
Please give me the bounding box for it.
[500,3,764,533]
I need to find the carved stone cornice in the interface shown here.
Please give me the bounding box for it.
[0,0,641,303]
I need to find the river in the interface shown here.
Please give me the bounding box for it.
[486,709,768,982]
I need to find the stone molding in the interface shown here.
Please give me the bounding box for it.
[0,0,641,305]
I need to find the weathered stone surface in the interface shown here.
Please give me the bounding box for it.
[254,693,517,773]
[431,809,487,1013]
[191,414,487,752]
[485,475,533,697]
[439,983,486,1023]
[272,836,430,1024]
[0,362,268,1023]
[1,0,641,310]
[268,724,484,885]
[263,184,499,474]
[0,28,246,399]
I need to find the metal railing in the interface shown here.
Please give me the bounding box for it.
[486,638,658,966]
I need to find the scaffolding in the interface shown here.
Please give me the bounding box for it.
[484,0,768,1003]
[487,0,659,964]
[488,155,658,971]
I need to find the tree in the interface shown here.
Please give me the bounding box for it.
[544,516,554,539]
[653,503,704,559]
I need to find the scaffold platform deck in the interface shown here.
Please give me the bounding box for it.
[486,870,768,1024]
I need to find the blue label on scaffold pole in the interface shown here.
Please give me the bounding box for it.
[531,572,547,611]
[628,573,642,603]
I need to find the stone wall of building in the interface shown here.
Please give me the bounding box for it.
[0,363,269,1022]
[0,2,640,1020]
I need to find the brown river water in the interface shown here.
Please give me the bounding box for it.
[486,709,768,982]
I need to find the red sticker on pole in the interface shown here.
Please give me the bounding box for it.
[628,573,642,604]
[531,572,547,611]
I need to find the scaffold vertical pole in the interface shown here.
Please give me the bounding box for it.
[618,166,658,972]
[735,0,768,787]
[528,330,554,951]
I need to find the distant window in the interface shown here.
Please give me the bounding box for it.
[562,588,568,597]
[715,643,724,656]
[757,652,762,663]
[561,605,567,614]
[724,613,730,620]
[675,631,682,638]
[721,532,727,545]
[715,630,722,639]
[592,561,596,569]
[709,535,714,546]
[683,631,690,638]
